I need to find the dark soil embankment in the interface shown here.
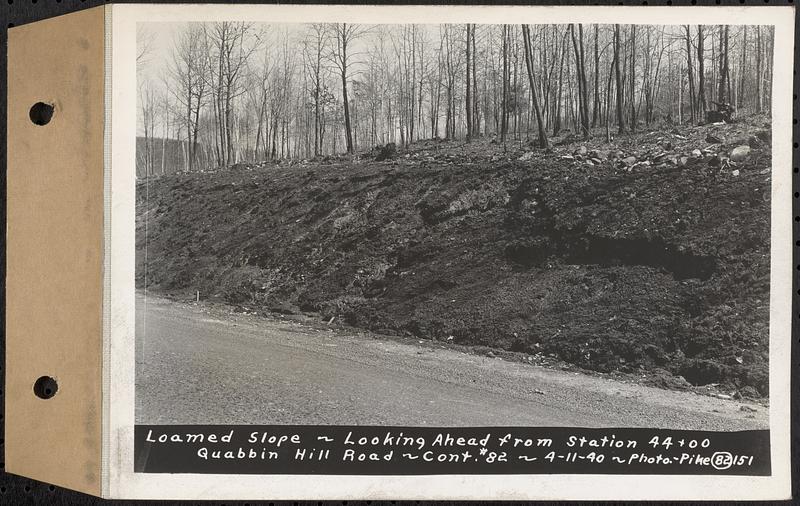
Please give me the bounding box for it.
[136,116,772,396]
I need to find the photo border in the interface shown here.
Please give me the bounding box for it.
[109,3,794,500]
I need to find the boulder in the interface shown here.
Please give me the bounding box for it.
[375,142,397,161]
[621,156,637,166]
[730,145,751,162]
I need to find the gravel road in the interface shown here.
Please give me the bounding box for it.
[135,293,767,430]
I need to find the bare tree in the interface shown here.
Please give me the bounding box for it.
[501,24,509,143]
[139,81,158,177]
[330,23,369,154]
[465,24,473,141]
[755,26,763,113]
[684,25,697,124]
[206,22,261,166]
[737,26,747,110]
[553,26,569,136]
[591,24,601,128]
[303,24,329,156]
[440,25,463,140]
[569,24,590,139]
[472,24,479,136]
[628,25,637,131]
[697,25,708,115]
[521,24,549,149]
[717,25,731,105]
[168,25,209,172]
[613,24,626,134]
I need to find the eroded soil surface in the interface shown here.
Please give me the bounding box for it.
[137,115,772,398]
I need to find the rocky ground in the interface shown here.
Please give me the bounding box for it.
[136,114,772,398]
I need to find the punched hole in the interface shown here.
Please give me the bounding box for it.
[33,376,58,399]
[29,102,54,126]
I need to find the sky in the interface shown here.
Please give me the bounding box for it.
[138,21,462,85]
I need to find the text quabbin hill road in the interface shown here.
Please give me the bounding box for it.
[135,425,770,475]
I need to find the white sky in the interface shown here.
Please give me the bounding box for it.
[137,21,433,84]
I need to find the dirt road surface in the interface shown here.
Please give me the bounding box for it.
[136,293,767,430]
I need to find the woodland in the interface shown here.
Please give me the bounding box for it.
[136,23,773,175]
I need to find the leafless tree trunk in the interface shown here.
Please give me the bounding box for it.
[591,24,600,128]
[697,26,708,115]
[554,28,567,136]
[613,24,626,134]
[684,26,696,124]
[465,23,473,141]
[167,25,209,172]
[472,24,479,136]
[738,26,747,110]
[331,23,366,154]
[717,25,730,105]
[570,24,590,139]
[605,49,615,142]
[628,25,637,131]
[522,24,549,149]
[303,24,327,156]
[501,24,509,144]
[755,26,763,113]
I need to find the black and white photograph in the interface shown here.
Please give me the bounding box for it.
[116,3,793,499]
[3,2,794,500]
[134,18,778,432]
